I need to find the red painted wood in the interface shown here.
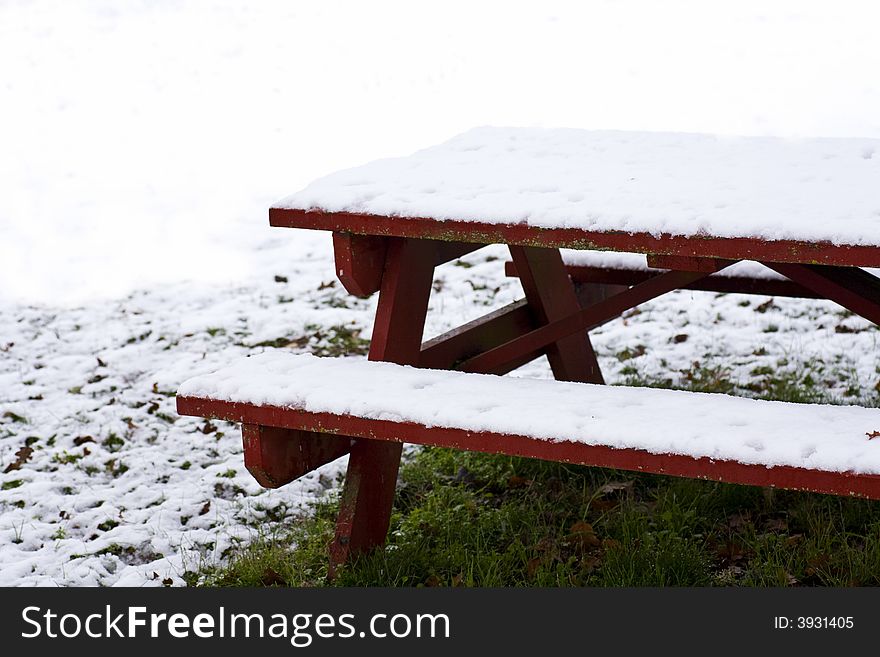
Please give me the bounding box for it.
[505,261,822,298]
[177,396,880,500]
[332,233,388,298]
[762,263,880,326]
[329,237,437,575]
[419,299,540,372]
[646,254,736,272]
[270,208,880,268]
[509,246,603,383]
[461,268,717,375]
[331,234,479,298]
[241,424,351,488]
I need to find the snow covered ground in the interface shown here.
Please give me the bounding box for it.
[3,242,878,586]
[2,2,880,585]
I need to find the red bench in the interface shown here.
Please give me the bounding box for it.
[177,128,880,574]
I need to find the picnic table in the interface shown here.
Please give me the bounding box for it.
[178,127,880,573]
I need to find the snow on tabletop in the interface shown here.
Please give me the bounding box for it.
[277,127,880,247]
[178,352,880,475]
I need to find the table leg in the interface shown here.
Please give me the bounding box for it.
[329,237,437,576]
[508,245,604,383]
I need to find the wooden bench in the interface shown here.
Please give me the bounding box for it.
[177,127,880,574]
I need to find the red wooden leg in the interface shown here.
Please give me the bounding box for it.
[328,238,437,576]
[509,245,604,383]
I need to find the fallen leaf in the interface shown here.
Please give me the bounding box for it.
[526,557,543,579]
[726,512,752,530]
[763,517,789,533]
[597,480,634,495]
[260,567,286,586]
[568,521,601,549]
[785,534,804,547]
[73,435,95,446]
[601,538,621,550]
[198,501,211,516]
[424,575,441,587]
[507,475,530,489]
[3,445,34,473]
[867,430,880,440]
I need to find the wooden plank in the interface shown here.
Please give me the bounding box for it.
[645,254,736,272]
[176,396,880,500]
[270,208,880,268]
[505,261,821,298]
[419,299,540,372]
[241,424,351,489]
[332,233,387,298]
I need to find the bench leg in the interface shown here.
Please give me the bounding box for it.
[329,237,437,576]
[509,245,604,384]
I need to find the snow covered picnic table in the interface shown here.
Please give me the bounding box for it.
[179,127,880,573]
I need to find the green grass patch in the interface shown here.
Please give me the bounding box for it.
[198,448,880,587]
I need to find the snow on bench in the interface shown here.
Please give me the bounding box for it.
[177,351,880,477]
[277,127,880,248]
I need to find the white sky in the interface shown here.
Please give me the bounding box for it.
[2,0,879,304]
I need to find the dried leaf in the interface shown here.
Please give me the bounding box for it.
[867,430,880,440]
[597,480,634,495]
[763,517,789,533]
[526,557,542,579]
[260,567,286,586]
[568,521,601,548]
[3,446,34,473]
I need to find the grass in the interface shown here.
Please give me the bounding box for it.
[196,363,880,587]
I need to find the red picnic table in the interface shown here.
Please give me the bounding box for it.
[178,128,880,573]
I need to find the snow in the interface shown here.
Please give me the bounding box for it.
[179,352,880,475]
[4,2,880,305]
[278,128,880,246]
[3,242,880,587]
[3,1,880,587]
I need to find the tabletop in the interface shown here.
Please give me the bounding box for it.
[271,127,880,267]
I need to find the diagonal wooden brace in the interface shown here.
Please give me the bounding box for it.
[509,246,604,383]
[761,263,880,326]
[461,267,724,375]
